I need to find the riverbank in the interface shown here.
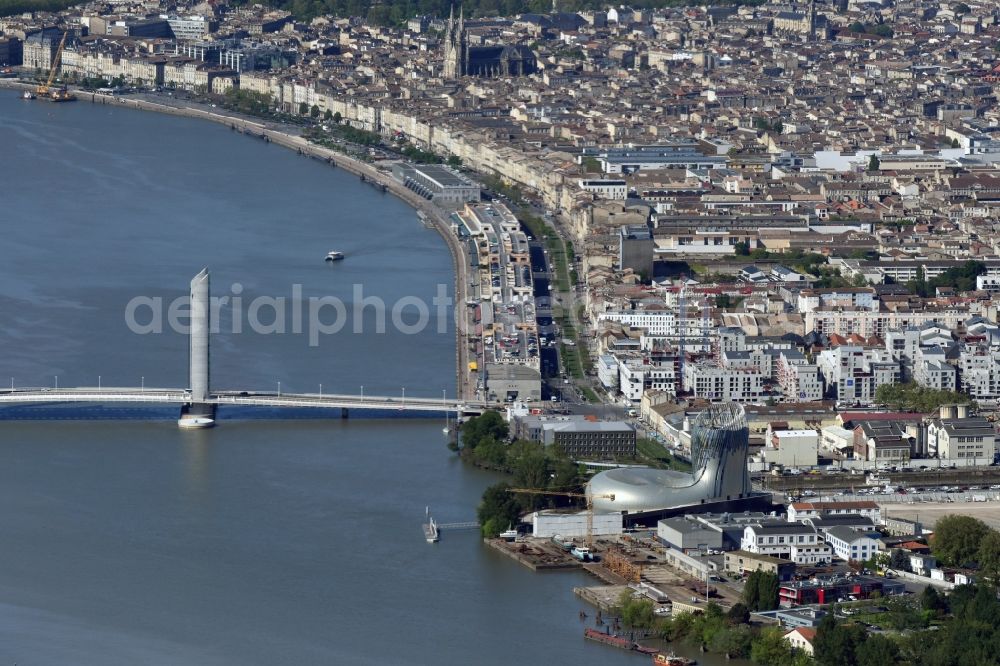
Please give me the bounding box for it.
[0,79,474,401]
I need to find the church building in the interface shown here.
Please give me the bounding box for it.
[443,7,537,79]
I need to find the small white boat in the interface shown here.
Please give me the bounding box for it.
[499,526,518,541]
[22,90,36,100]
[177,415,215,429]
[324,251,345,261]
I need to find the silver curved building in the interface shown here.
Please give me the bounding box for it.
[589,403,751,513]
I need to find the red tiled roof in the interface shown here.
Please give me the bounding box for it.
[787,627,817,642]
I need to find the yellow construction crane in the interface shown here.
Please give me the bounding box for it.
[507,487,615,546]
[36,30,71,100]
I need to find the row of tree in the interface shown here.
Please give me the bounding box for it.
[873,382,971,413]
[905,260,987,296]
[613,596,808,664]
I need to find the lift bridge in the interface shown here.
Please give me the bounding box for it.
[0,269,487,428]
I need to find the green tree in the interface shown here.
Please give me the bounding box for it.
[616,590,655,629]
[743,570,780,611]
[814,614,867,666]
[869,23,893,37]
[750,626,796,666]
[446,155,463,167]
[727,602,750,624]
[712,624,752,659]
[323,109,333,121]
[977,528,1000,585]
[933,515,990,566]
[460,411,509,450]
[868,153,881,172]
[333,111,342,123]
[874,382,971,413]
[471,435,507,467]
[849,21,865,32]
[477,482,521,537]
[889,548,911,572]
[856,634,900,666]
[508,439,548,491]
[310,104,321,118]
[920,585,947,614]
[298,101,309,115]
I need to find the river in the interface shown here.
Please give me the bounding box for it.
[0,92,739,665]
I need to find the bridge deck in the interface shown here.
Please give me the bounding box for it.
[0,388,488,414]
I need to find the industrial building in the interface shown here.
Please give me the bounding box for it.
[484,364,542,403]
[530,510,624,538]
[724,551,797,580]
[391,164,480,205]
[513,414,635,458]
[779,576,905,607]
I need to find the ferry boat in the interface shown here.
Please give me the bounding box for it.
[324,251,345,262]
[652,653,696,666]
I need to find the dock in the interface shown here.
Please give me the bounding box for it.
[574,585,631,611]
[484,537,582,571]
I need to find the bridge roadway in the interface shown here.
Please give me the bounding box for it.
[0,387,488,415]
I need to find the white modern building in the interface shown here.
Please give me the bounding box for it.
[824,526,881,562]
[740,524,832,565]
[817,346,900,403]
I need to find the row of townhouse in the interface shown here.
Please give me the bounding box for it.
[60,46,236,91]
[238,73,571,211]
[805,306,966,339]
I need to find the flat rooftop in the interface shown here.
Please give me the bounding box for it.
[410,164,471,188]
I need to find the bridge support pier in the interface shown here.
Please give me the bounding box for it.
[341,407,349,419]
[178,403,216,429]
